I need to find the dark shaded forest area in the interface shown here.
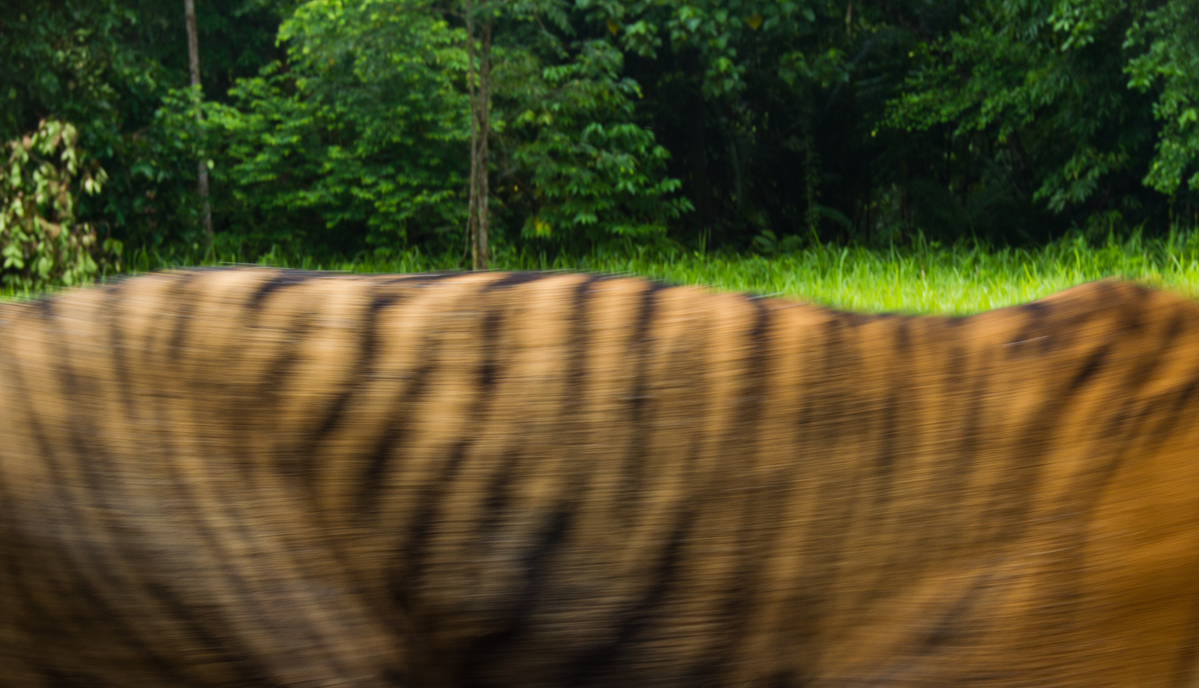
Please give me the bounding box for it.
[1,0,1197,284]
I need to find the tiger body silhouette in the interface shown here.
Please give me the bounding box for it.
[2,268,1199,687]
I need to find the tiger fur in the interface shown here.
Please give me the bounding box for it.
[2,267,1199,687]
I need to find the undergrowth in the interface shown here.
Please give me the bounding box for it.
[9,230,1199,315]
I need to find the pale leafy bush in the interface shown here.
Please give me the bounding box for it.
[0,118,121,290]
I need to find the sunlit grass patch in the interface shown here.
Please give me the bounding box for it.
[8,230,1199,315]
[346,231,1199,315]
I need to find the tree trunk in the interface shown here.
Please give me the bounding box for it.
[685,93,714,244]
[464,0,491,271]
[803,108,820,244]
[475,22,491,270]
[680,50,714,246]
[184,0,214,255]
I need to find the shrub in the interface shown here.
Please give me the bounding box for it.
[0,118,121,290]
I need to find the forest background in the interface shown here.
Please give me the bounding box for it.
[1,0,1198,306]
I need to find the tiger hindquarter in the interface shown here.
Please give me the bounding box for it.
[2,268,1199,687]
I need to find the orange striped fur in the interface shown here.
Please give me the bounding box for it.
[2,268,1199,687]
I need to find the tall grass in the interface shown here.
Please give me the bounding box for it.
[11,230,1199,315]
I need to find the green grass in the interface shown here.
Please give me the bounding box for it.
[11,230,1199,315]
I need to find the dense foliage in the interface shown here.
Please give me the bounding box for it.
[1,0,1197,278]
[0,118,119,289]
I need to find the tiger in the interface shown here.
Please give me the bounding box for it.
[2,267,1199,688]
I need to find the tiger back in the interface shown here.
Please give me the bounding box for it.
[2,267,1199,687]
